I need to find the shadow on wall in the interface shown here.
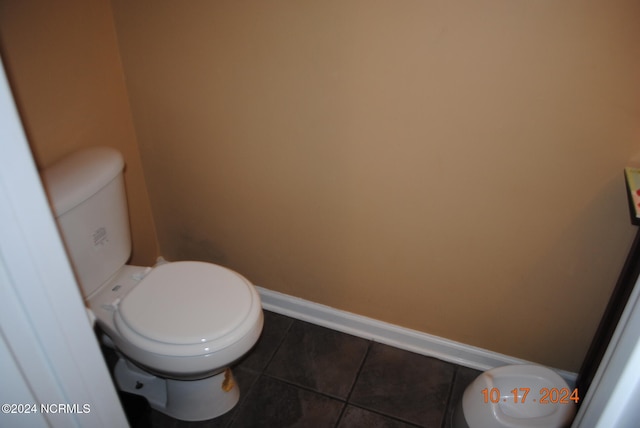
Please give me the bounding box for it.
[174,230,228,266]
[497,175,633,370]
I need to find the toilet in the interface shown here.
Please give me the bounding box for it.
[453,364,576,428]
[41,146,264,421]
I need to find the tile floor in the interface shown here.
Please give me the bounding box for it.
[110,310,481,428]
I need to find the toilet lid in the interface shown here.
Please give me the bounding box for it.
[117,261,254,346]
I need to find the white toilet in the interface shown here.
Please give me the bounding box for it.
[41,146,264,422]
[453,364,576,428]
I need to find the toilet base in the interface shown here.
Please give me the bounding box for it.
[114,358,240,421]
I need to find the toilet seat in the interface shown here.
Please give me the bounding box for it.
[114,261,258,357]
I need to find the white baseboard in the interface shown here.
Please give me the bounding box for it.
[256,286,577,386]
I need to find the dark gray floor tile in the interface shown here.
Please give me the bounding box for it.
[442,366,481,428]
[337,405,421,428]
[265,320,370,399]
[238,310,294,372]
[120,392,153,428]
[104,311,480,428]
[149,409,179,428]
[230,375,344,428]
[349,343,456,427]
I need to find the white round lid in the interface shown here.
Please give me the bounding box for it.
[117,261,254,345]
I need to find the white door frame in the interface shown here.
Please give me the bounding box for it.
[572,269,640,426]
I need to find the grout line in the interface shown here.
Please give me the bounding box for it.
[259,371,349,403]
[335,340,373,427]
[344,340,372,403]
[440,366,458,428]
[260,312,295,373]
[342,404,425,428]
[255,311,459,427]
[332,402,348,428]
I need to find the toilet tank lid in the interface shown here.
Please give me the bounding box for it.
[41,147,124,216]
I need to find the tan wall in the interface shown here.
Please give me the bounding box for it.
[0,0,158,266]
[116,1,637,371]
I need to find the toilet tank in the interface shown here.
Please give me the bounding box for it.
[41,147,131,298]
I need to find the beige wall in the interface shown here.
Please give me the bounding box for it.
[0,0,158,266]
[111,0,640,371]
[10,0,638,377]
[3,0,635,372]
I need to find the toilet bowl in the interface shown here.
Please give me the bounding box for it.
[453,365,576,428]
[41,146,264,421]
[91,261,263,420]
[100,261,262,378]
